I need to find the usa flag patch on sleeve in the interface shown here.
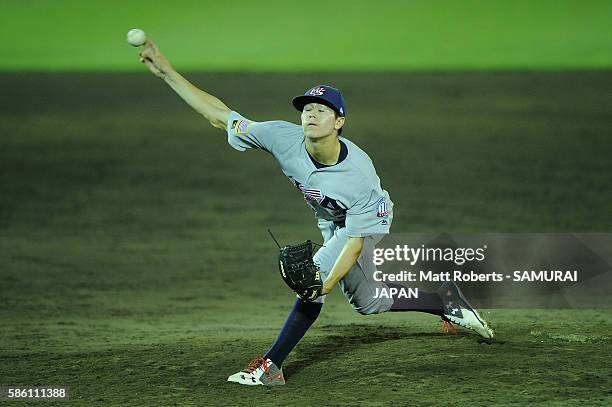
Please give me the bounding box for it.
[376,198,389,218]
[236,119,251,134]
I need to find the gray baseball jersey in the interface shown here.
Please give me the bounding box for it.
[227,111,394,314]
[227,111,393,237]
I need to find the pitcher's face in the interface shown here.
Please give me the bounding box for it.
[301,103,344,139]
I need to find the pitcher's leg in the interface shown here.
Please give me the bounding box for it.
[264,299,322,367]
[335,231,394,315]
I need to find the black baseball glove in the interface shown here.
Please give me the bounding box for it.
[278,240,323,301]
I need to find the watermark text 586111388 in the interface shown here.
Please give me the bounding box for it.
[0,386,69,400]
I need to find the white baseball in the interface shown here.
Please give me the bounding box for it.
[126,29,146,47]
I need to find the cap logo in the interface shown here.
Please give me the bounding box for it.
[308,87,326,96]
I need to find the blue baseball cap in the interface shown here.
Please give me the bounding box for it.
[292,85,346,117]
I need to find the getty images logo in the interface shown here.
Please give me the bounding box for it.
[308,87,326,96]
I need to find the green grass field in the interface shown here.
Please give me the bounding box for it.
[1,0,611,71]
[1,72,611,405]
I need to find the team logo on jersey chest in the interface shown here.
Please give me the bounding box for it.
[295,182,323,203]
[291,179,347,213]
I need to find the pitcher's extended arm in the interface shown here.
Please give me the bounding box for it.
[139,38,231,130]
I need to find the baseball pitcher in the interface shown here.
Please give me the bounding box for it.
[137,38,493,387]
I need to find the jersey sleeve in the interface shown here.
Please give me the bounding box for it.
[226,111,299,154]
[345,190,393,238]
